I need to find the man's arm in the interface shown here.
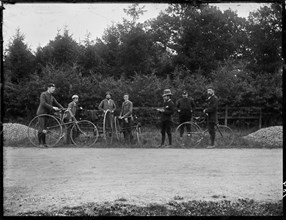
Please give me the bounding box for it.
[205,96,218,113]
[112,100,116,112]
[40,93,54,110]
[52,96,63,109]
[164,100,175,115]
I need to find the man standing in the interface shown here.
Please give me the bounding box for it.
[98,92,116,113]
[119,93,133,144]
[157,89,175,148]
[65,94,79,145]
[36,83,63,148]
[203,87,218,149]
[176,90,196,138]
[98,92,116,134]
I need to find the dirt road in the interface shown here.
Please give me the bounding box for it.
[3,147,283,215]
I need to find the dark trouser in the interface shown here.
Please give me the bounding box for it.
[66,121,73,144]
[208,122,216,146]
[122,117,133,143]
[179,113,192,137]
[38,116,47,145]
[161,120,172,145]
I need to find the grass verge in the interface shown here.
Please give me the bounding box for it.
[17,199,283,216]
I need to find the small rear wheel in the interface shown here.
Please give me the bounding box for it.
[71,120,99,147]
[27,114,62,147]
[135,124,142,146]
[175,122,203,148]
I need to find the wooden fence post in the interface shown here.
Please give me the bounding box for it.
[224,105,228,126]
[259,108,262,129]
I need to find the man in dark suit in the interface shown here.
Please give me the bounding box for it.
[203,87,218,148]
[176,90,196,138]
[157,89,175,148]
[36,83,63,148]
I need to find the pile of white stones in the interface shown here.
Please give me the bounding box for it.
[243,126,282,147]
[3,123,32,142]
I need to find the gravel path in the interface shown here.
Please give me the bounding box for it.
[3,147,283,216]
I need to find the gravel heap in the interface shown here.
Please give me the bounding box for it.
[243,126,282,147]
[3,123,32,142]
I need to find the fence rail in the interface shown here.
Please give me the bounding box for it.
[133,106,262,128]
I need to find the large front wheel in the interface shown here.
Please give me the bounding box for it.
[103,110,113,144]
[71,120,99,147]
[27,114,63,147]
[175,122,203,148]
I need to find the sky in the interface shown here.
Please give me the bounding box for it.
[3,2,269,52]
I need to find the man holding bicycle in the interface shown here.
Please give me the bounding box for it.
[203,87,218,149]
[119,93,133,144]
[36,83,63,148]
[65,94,79,145]
[176,90,196,139]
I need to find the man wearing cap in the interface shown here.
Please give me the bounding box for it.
[203,87,218,148]
[65,94,79,145]
[157,89,175,148]
[176,90,196,139]
[119,93,133,144]
[36,83,63,148]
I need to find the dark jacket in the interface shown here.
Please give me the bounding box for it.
[120,100,133,118]
[65,101,77,121]
[176,97,196,115]
[205,94,218,123]
[98,99,116,112]
[160,99,175,122]
[36,91,63,115]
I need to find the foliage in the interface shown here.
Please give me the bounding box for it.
[3,3,283,126]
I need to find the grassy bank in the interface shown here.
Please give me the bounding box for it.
[17,199,283,216]
[3,127,282,149]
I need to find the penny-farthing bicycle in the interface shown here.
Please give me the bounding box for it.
[80,108,115,144]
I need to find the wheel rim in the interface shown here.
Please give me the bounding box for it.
[103,110,113,144]
[215,125,234,147]
[71,120,99,147]
[27,114,62,147]
[175,122,203,148]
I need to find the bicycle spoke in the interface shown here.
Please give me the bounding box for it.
[175,122,203,148]
[215,125,234,147]
[27,114,62,147]
[71,120,98,147]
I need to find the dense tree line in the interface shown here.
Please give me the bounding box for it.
[3,3,283,126]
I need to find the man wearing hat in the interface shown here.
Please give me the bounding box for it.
[176,90,196,139]
[157,89,175,147]
[36,83,64,148]
[65,94,79,145]
[203,86,218,148]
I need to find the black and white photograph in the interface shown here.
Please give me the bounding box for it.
[2,0,284,216]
